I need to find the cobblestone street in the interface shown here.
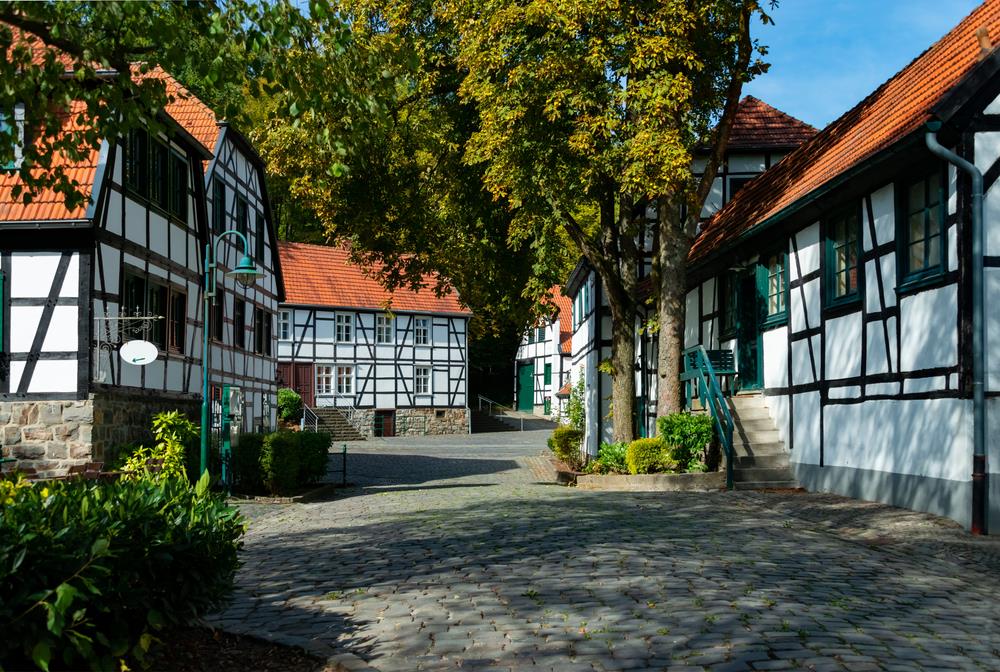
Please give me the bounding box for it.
[209,431,1000,671]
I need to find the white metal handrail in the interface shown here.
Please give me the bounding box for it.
[477,394,523,431]
[300,405,319,432]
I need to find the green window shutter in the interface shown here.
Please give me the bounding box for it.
[544,398,551,415]
[544,363,552,385]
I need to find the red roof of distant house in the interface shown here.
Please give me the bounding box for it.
[691,0,1000,263]
[542,286,573,355]
[556,381,572,397]
[278,241,470,315]
[725,96,817,150]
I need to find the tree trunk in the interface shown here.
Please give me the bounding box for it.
[656,199,692,417]
[608,298,637,443]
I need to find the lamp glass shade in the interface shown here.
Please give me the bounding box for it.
[227,255,262,287]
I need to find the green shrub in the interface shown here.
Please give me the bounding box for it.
[626,437,673,475]
[0,472,244,671]
[261,431,301,494]
[563,377,586,432]
[277,388,303,423]
[121,410,198,482]
[298,431,332,484]
[583,441,629,474]
[547,426,584,470]
[233,433,265,493]
[657,412,714,472]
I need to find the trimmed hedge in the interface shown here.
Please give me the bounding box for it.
[547,426,584,470]
[234,433,265,492]
[258,430,332,495]
[298,431,331,484]
[277,388,303,423]
[0,473,244,671]
[626,437,673,475]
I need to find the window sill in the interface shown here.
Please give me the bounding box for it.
[896,270,954,297]
[822,297,862,319]
[760,314,788,330]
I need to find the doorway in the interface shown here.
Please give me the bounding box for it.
[516,363,534,412]
[735,269,763,390]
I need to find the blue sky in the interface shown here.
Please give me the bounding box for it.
[743,0,982,129]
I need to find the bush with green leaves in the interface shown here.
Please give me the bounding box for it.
[120,410,198,482]
[657,412,714,473]
[233,433,265,493]
[297,431,331,484]
[260,431,301,495]
[277,388,303,423]
[563,377,586,433]
[547,426,584,470]
[0,472,244,672]
[582,441,628,474]
[626,437,674,475]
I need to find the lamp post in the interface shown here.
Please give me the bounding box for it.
[201,230,263,480]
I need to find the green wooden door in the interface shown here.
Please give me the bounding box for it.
[735,269,763,390]
[517,363,535,411]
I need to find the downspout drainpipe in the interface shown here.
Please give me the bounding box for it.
[926,120,987,535]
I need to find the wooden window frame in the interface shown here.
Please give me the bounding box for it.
[544,363,552,386]
[414,316,430,346]
[169,151,188,220]
[236,194,249,240]
[255,211,266,262]
[316,365,334,395]
[212,179,226,234]
[760,250,788,328]
[336,365,354,396]
[335,312,353,343]
[719,272,738,339]
[823,205,863,309]
[414,366,431,396]
[233,298,246,350]
[376,314,393,344]
[278,310,291,341]
[167,288,186,354]
[897,164,947,290]
[211,288,225,342]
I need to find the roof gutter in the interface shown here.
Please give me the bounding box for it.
[926,120,987,535]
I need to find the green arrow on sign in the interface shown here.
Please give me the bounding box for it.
[132,357,145,363]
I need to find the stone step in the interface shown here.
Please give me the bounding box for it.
[730,394,767,409]
[733,466,795,483]
[733,417,777,432]
[729,406,771,421]
[733,429,781,445]
[733,480,800,491]
[732,441,786,456]
[734,453,790,469]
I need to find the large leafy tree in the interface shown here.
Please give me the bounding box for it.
[454,0,769,441]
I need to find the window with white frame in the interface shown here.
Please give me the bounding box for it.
[414,317,430,345]
[279,310,291,340]
[335,313,353,342]
[316,366,334,395]
[336,365,354,395]
[376,314,393,344]
[414,366,431,395]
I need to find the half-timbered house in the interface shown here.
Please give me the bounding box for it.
[680,1,1000,531]
[514,287,572,417]
[566,96,816,456]
[0,54,283,476]
[276,241,471,436]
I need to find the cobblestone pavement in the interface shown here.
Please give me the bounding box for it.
[210,432,1000,671]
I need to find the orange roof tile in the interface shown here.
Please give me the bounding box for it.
[278,241,470,315]
[0,101,98,222]
[543,285,573,356]
[691,0,1000,263]
[726,96,817,150]
[556,381,572,397]
[143,66,220,154]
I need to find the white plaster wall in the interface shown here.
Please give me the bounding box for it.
[684,289,699,347]
[824,313,862,380]
[823,398,972,482]
[899,284,957,372]
[988,267,1000,391]
[977,131,1000,257]
[790,392,820,465]
[762,326,788,389]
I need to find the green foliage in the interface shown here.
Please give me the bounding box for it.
[277,388,303,423]
[626,438,674,475]
[582,441,628,475]
[658,412,714,473]
[297,432,332,485]
[0,472,244,671]
[233,433,265,493]
[121,410,198,482]
[547,426,584,471]
[261,431,301,495]
[563,376,586,433]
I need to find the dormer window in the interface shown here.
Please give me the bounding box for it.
[1,103,26,171]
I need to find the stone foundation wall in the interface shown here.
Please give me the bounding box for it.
[396,408,470,436]
[1,392,199,478]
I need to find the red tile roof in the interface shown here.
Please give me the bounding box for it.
[0,101,98,222]
[542,286,573,355]
[726,96,817,150]
[144,66,220,154]
[278,241,470,315]
[556,381,572,397]
[691,0,1000,263]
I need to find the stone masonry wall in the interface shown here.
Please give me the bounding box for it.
[396,408,470,436]
[1,393,199,478]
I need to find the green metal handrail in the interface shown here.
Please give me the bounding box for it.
[680,345,735,489]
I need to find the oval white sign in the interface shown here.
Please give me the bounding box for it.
[119,340,159,366]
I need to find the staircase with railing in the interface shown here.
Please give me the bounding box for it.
[301,404,366,442]
[681,346,736,489]
[472,395,558,433]
[681,346,797,490]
